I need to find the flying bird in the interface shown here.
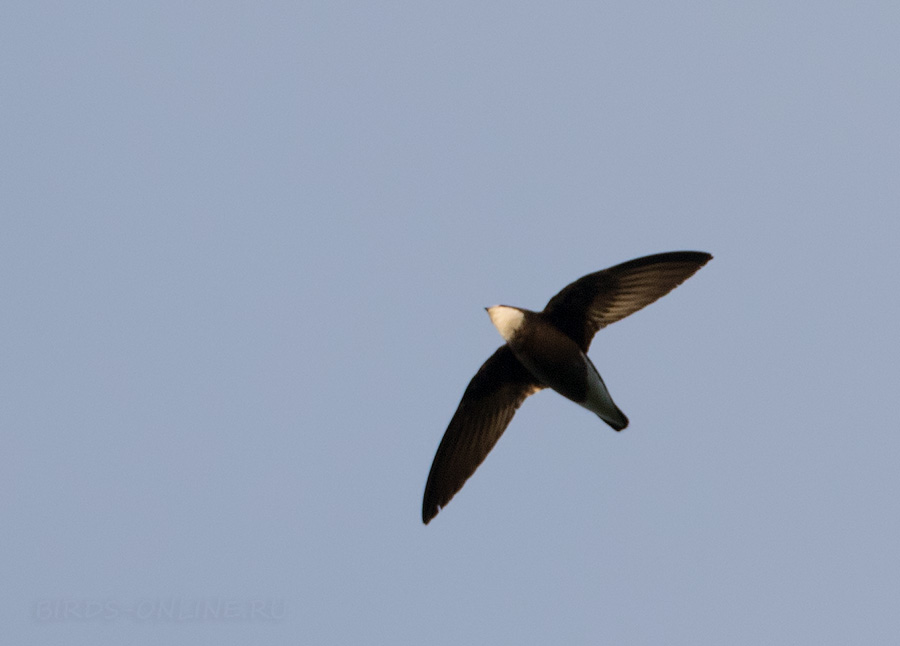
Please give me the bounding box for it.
[422,250,712,524]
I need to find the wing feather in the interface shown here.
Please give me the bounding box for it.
[422,346,541,524]
[542,251,712,351]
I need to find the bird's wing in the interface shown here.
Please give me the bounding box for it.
[542,251,712,352]
[422,345,542,524]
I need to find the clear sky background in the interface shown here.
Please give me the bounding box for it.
[3,2,899,644]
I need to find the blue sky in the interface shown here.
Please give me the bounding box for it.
[3,2,899,644]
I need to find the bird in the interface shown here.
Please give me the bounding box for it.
[421,250,712,524]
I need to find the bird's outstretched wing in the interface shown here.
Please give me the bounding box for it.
[542,251,712,351]
[422,345,542,524]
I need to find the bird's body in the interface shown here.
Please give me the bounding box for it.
[487,306,628,429]
[422,251,712,524]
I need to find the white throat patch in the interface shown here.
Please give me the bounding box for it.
[486,306,525,342]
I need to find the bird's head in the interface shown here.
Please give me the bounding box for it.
[485,305,527,342]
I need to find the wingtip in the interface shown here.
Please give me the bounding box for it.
[422,491,440,524]
[422,505,437,525]
[683,250,713,267]
[668,250,713,264]
[654,250,713,266]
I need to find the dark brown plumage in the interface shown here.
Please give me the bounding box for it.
[422,251,712,524]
